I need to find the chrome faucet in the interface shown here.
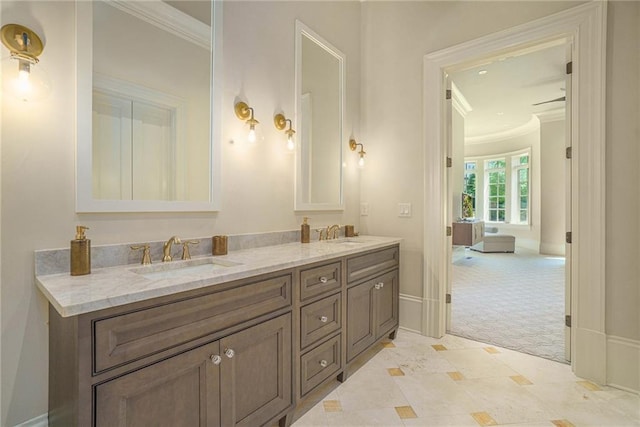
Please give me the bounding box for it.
[162,236,181,262]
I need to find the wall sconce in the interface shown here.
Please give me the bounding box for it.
[349,139,366,167]
[1,24,51,102]
[274,113,296,150]
[234,101,259,143]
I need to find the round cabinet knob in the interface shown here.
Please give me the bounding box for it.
[224,348,235,359]
[379,282,385,288]
[374,283,381,290]
[210,354,222,365]
[319,359,328,368]
[319,276,328,283]
[319,316,328,323]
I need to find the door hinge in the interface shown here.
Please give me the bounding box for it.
[446,226,452,237]
[446,293,452,304]
[566,61,573,75]
[566,231,572,244]
[566,147,572,159]
[565,314,572,327]
[446,89,452,100]
[446,157,452,168]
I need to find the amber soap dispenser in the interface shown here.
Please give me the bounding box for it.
[301,217,310,243]
[70,226,91,276]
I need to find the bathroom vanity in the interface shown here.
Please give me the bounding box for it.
[37,236,400,426]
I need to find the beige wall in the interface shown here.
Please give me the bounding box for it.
[605,1,639,342]
[539,119,566,256]
[451,108,465,220]
[0,1,361,424]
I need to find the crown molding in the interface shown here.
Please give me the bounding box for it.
[451,82,473,117]
[536,108,566,123]
[107,0,211,50]
[465,115,539,145]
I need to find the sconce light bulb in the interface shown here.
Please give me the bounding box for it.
[248,126,256,143]
[358,154,365,167]
[287,135,294,151]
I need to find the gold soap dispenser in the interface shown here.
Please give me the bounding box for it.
[301,217,310,243]
[70,226,91,276]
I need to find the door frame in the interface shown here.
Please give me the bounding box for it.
[422,2,606,382]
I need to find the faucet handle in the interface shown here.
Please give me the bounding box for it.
[181,240,200,260]
[131,244,152,265]
[316,228,327,241]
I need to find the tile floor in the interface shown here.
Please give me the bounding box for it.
[292,330,640,426]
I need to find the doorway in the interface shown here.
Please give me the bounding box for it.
[422,2,607,382]
[445,42,570,363]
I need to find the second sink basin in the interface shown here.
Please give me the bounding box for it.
[131,257,241,280]
[324,238,365,246]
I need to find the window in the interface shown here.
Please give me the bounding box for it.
[513,154,530,224]
[485,159,506,222]
[463,161,477,217]
[464,150,530,225]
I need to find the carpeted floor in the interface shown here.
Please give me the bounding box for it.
[449,246,567,363]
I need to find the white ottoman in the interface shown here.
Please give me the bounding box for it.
[472,234,515,253]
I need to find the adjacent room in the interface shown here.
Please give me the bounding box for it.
[447,42,570,363]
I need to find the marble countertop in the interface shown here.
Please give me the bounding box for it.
[36,236,401,318]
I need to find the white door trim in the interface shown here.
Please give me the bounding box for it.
[422,2,606,383]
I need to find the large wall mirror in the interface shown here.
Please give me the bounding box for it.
[76,0,222,212]
[295,21,345,211]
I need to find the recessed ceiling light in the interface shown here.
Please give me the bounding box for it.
[478,70,488,75]
[497,112,504,116]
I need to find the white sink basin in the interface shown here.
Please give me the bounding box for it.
[324,238,366,246]
[132,257,240,280]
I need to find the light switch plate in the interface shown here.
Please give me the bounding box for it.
[360,202,369,216]
[398,203,412,217]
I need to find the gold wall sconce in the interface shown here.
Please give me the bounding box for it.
[349,139,366,167]
[234,101,259,143]
[1,23,50,101]
[274,113,296,151]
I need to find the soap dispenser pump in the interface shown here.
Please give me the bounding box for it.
[70,226,91,276]
[301,217,310,243]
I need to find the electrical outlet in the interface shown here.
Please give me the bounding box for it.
[398,203,412,217]
[360,202,369,216]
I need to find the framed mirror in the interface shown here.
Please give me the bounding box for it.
[76,0,222,212]
[295,21,345,211]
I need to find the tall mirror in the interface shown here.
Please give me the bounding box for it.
[295,21,345,211]
[76,0,221,212]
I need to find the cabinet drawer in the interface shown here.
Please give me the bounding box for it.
[300,293,341,349]
[300,335,341,396]
[93,273,291,373]
[299,261,341,301]
[346,246,399,284]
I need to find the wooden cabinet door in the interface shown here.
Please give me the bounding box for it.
[346,281,376,362]
[95,342,220,427]
[220,314,292,427]
[374,270,399,339]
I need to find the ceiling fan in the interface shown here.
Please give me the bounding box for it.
[532,96,566,106]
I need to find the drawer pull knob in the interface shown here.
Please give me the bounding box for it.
[375,282,384,290]
[224,348,235,359]
[210,354,222,365]
[319,315,328,323]
[319,359,328,368]
[319,276,328,283]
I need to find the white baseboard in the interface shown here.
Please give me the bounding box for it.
[14,413,47,427]
[539,242,565,256]
[574,327,607,385]
[399,293,423,333]
[607,335,640,393]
